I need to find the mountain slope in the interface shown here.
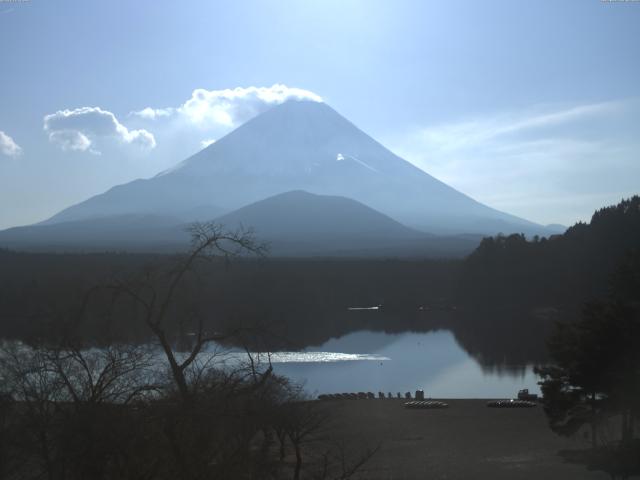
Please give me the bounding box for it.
[0,214,187,252]
[43,100,544,235]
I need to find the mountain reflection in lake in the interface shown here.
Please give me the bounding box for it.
[269,330,540,399]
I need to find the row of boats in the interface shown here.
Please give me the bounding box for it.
[404,401,449,409]
[487,399,537,408]
[318,390,424,401]
[404,400,537,409]
[319,392,385,400]
[317,389,540,408]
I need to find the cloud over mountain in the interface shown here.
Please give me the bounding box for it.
[44,107,156,154]
[131,84,322,128]
[0,131,22,158]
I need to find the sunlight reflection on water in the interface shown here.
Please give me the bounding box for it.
[266,352,390,363]
[267,330,541,398]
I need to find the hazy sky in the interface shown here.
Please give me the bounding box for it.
[1,0,639,229]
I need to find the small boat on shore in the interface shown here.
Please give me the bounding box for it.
[404,401,448,409]
[487,399,536,408]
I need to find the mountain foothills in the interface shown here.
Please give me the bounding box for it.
[0,191,480,257]
[0,100,561,255]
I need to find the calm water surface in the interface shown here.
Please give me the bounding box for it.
[5,329,540,399]
[268,330,540,399]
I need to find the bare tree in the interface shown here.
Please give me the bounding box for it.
[105,222,267,401]
[284,400,330,480]
[278,399,380,480]
[0,340,160,480]
[312,440,381,480]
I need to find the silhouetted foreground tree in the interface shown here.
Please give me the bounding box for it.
[536,249,640,478]
[0,223,377,480]
[0,341,161,479]
[536,302,639,440]
[103,221,269,402]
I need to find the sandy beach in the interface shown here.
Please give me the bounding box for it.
[322,399,610,480]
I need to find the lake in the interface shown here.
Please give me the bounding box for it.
[267,330,540,399]
[3,327,541,400]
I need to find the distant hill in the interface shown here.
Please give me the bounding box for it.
[0,190,482,257]
[216,190,423,253]
[216,190,481,257]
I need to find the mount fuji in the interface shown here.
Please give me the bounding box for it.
[0,100,553,255]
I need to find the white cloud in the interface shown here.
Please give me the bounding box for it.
[44,106,156,153]
[47,130,93,153]
[132,84,322,128]
[410,101,617,156]
[131,107,175,120]
[386,100,639,225]
[200,138,216,148]
[0,131,22,158]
